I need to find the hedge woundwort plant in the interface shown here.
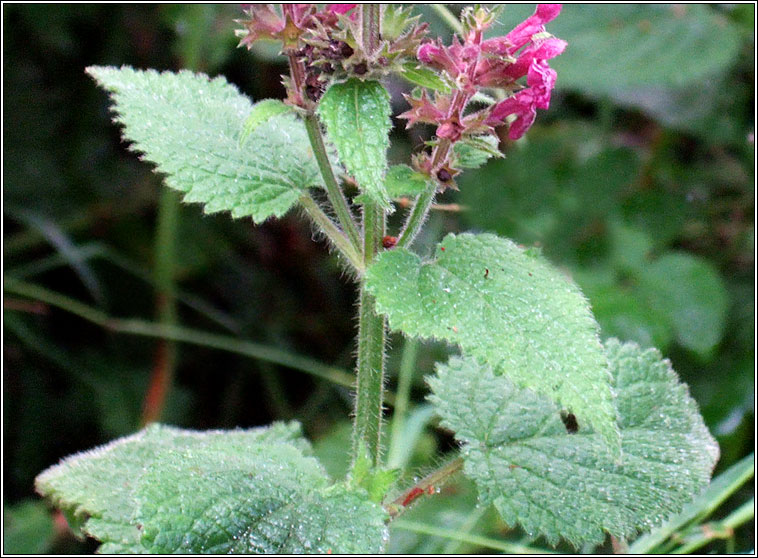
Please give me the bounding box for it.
[35,5,720,553]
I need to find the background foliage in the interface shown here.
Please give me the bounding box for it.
[3,4,754,554]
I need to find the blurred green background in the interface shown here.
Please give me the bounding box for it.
[3,4,754,554]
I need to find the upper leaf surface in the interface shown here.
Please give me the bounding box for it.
[428,339,719,548]
[87,66,321,223]
[35,422,387,554]
[318,79,392,208]
[365,232,618,448]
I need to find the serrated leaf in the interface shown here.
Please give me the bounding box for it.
[453,135,502,169]
[318,79,392,208]
[428,339,719,548]
[86,66,321,223]
[239,98,292,146]
[385,164,431,198]
[35,422,387,554]
[399,62,452,93]
[365,232,618,449]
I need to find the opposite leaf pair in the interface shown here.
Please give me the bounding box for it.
[35,337,718,552]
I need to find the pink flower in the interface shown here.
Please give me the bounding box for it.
[486,60,557,139]
[326,4,356,15]
[477,36,566,86]
[417,37,469,81]
[406,4,565,143]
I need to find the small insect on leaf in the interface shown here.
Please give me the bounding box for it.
[560,410,579,434]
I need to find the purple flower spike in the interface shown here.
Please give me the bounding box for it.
[417,40,467,79]
[505,3,563,52]
[502,36,567,81]
[403,4,565,178]
[486,60,557,139]
[325,4,356,15]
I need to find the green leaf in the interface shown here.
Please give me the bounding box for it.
[350,452,400,503]
[630,452,754,553]
[385,164,431,198]
[350,447,400,503]
[399,62,452,93]
[35,422,388,554]
[453,135,502,169]
[239,98,292,146]
[638,252,728,357]
[365,232,619,449]
[428,339,719,548]
[318,79,392,208]
[86,66,322,223]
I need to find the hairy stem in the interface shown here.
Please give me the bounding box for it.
[360,4,382,55]
[299,193,364,272]
[303,113,363,254]
[353,198,387,466]
[396,185,435,249]
[351,3,387,468]
[286,51,307,108]
[353,285,387,466]
[397,138,452,248]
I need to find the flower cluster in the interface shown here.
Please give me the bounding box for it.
[237,5,428,106]
[237,4,359,106]
[236,4,356,52]
[400,4,566,150]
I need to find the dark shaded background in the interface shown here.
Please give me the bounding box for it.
[3,4,754,554]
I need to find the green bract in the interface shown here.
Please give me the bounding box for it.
[365,232,619,449]
[428,339,719,548]
[453,135,502,169]
[86,66,321,223]
[317,79,392,209]
[35,422,388,554]
[399,61,452,93]
[385,164,431,198]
